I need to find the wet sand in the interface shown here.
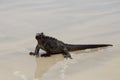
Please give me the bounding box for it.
[0,0,120,80]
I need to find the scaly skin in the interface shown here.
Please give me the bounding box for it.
[29,32,112,59]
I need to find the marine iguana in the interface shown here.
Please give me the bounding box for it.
[29,32,112,59]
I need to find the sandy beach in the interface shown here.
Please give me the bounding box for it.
[0,0,120,80]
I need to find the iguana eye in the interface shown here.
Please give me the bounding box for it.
[40,32,44,35]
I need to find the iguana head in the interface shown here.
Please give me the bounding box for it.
[35,32,45,40]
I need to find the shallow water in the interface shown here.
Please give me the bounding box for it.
[0,0,120,80]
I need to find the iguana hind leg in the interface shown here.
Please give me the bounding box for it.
[63,48,72,59]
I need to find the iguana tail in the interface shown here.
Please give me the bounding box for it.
[65,44,113,51]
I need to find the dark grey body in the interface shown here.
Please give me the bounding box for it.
[29,33,112,59]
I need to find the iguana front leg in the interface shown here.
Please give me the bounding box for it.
[29,44,40,56]
[62,48,72,59]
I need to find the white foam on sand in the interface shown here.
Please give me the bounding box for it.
[0,0,120,80]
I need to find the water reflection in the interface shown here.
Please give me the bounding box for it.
[35,54,64,79]
[34,47,111,79]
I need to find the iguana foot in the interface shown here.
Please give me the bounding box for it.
[64,55,72,59]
